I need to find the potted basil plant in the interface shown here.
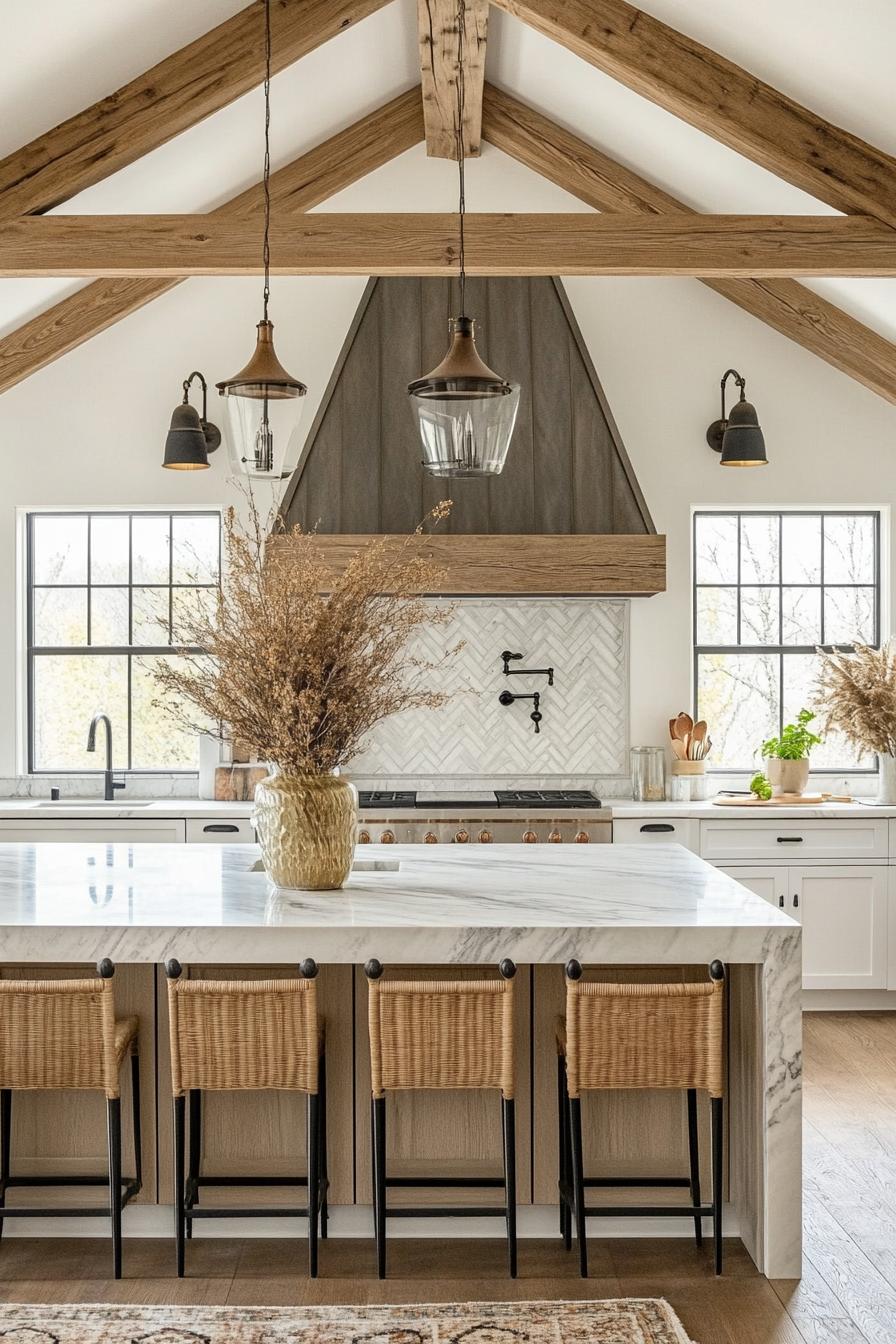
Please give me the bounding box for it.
[760,708,822,797]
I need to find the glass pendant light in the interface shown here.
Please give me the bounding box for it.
[407,0,519,478]
[217,0,306,479]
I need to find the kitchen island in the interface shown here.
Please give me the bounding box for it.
[0,841,800,1278]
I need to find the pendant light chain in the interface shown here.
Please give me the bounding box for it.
[262,0,272,322]
[455,0,467,318]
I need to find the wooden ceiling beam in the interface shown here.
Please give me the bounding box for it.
[482,85,896,406]
[491,0,896,229]
[0,0,391,222]
[3,212,896,278]
[0,91,424,395]
[418,0,489,158]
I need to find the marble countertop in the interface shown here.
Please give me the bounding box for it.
[0,841,797,965]
[611,799,891,819]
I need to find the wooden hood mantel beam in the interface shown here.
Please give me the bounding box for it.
[3,212,896,278]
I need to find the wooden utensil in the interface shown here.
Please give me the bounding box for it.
[670,739,687,760]
[674,712,693,741]
[669,717,678,742]
[689,720,707,759]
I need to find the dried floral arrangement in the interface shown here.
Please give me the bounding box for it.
[153,497,459,776]
[814,642,896,757]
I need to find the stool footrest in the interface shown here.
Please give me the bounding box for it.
[385,1205,509,1219]
[581,1204,714,1218]
[584,1176,691,1188]
[186,1206,314,1219]
[385,1175,504,1188]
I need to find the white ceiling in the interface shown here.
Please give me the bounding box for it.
[2,0,895,347]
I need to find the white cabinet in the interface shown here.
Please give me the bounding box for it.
[186,818,255,844]
[794,866,888,990]
[701,818,888,863]
[0,819,186,843]
[717,865,788,912]
[613,817,699,851]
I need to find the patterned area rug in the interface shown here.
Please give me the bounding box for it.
[0,1299,694,1343]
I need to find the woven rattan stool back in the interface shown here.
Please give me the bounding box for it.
[563,964,724,1099]
[366,962,516,1099]
[166,966,319,1097]
[0,963,122,1098]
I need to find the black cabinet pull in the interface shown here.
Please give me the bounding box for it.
[202,823,240,833]
[793,893,799,908]
[776,836,804,843]
[640,823,675,833]
[779,895,784,908]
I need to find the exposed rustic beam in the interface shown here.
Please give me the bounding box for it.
[286,533,666,595]
[491,0,896,229]
[482,85,896,406]
[418,0,488,158]
[4,213,896,278]
[0,0,391,221]
[0,92,424,395]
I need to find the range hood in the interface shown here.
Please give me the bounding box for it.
[280,276,664,596]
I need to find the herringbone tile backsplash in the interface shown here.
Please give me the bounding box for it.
[351,598,629,781]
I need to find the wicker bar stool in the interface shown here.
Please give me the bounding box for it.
[165,958,326,1278]
[364,958,517,1280]
[0,958,141,1279]
[557,960,726,1277]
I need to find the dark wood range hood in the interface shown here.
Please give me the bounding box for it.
[280,276,665,596]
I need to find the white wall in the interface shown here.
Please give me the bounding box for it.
[2,147,896,781]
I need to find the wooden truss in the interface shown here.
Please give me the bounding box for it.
[1,0,896,402]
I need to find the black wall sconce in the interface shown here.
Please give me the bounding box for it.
[499,689,543,733]
[163,371,222,471]
[501,651,554,685]
[706,368,767,467]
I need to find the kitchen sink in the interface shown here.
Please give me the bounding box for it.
[33,800,154,808]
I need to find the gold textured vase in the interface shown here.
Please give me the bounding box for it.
[252,773,357,890]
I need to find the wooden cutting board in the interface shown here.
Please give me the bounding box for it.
[713,793,826,807]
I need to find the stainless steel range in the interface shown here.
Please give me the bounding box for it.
[355,790,612,845]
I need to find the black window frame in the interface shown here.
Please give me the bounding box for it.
[693,508,882,775]
[25,509,221,776]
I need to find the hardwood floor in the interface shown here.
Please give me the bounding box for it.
[0,1012,893,1343]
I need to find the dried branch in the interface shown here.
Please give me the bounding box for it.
[815,642,896,757]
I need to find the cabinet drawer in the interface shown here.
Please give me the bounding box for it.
[0,819,185,843]
[185,817,256,844]
[700,819,887,862]
[613,818,699,852]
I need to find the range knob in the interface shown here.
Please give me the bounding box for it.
[454,830,470,844]
[380,829,395,844]
[358,829,371,844]
[424,831,438,844]
[574,831,590,843]
[522,830,538,844]
[548,829,562,843]
[478,830,493,843]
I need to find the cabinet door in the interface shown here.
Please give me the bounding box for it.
[717,865,789,912]
[795,865,888,990]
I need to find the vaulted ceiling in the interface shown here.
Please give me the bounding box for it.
[2,0,895,400]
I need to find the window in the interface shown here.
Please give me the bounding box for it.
[693,510,881,772]
[26,511,220,773]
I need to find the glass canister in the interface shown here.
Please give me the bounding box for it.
[630,746,666,802]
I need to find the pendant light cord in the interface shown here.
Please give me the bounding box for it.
[456,0,467,318]
[262,0,272,322]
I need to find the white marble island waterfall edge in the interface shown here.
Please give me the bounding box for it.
[0,841,801,1279]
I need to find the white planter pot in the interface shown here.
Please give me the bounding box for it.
[767,758,810,797]
[877,753,896,805]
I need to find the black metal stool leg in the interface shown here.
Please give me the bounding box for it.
[686,1088,703,1249]
[130,1052,142,1194]
[568,1095,588,1278]
[711,1095,724,1275]
[174,1094,186,1277]
[0,1089,11,1241]
[557,1056,571,1249]
[307,1090,321,1278]
[372,1095,387,1279]
[502,1096,517,1279]
[187,1089,201,1239]
[319,1052,328,1239]
[106,1096,122,1280]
